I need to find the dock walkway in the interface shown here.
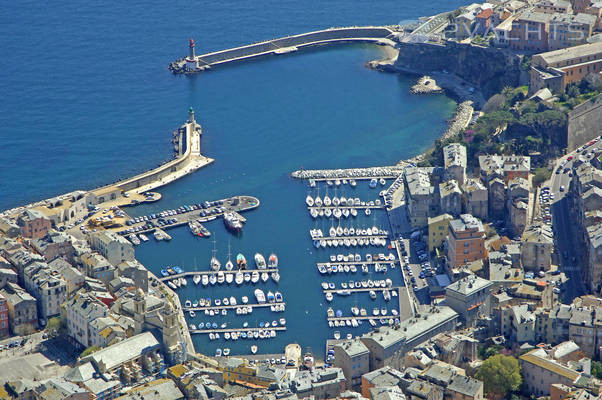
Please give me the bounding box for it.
[291,165,406,180]
[323,286,399,293]
[311,234,387,241]
[183,302,284,312]
[190,327,286,334]
[159,268,278,282]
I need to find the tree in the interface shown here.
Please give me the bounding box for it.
[475,354,522,399]
[533,167,551,187]
[80,345,101,358]
[45,316,65,337]
[592,360,602,380]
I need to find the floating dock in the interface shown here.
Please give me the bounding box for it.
[317,260,397,267]
[323,286,400,294]
[311,234,388,241]
[189,327,287,334]
[158,268,278,282]
[183,302,285,312]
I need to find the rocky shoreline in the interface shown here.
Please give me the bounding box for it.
[410,75,443,95]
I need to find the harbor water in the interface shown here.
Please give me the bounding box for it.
[1,0,465,357]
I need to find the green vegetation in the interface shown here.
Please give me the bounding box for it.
[45,316,66,337]
[80,345,101,358]
[532,167,552,187]
[592,360,602,380]
[478,344,503,360]
[559,76,602,109]
[475,354,522,399]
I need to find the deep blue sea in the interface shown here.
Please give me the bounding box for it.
[1,0,466,358]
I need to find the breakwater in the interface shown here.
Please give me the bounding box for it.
[291,165,407,180]
[170,26,396,73]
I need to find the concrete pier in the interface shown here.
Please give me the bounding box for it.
[323,286,400,293]
[159,268,278,282]
[291,165,406,180]
[190,327,287,334]
[183,302,285,312]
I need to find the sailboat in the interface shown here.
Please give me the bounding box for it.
[210,238,221,271]
[192,258,201,285]
[225,241,234,271]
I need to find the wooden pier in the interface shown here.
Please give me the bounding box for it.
[189,326,287,334]
[158,268,279,282]
[183,302,285,312]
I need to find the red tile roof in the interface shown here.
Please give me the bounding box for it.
[476,8,493,19]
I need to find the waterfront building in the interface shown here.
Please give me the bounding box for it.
[61,291,109,348]
[548,13,596,51]
[445,214,486,269]
[218,357,285,388]
[462,178,488,221]
[404,167,437,229]
[81,252,117,284]
[161,300,185,365]
[530,41,602,93]
[428,214,453,252]
[17,209,52,239]
[445,275,492,327]
[535,0,573,14]
[439,180,463,217]
[443,143,467,185]
[509,11,551,52]
[89,230,134,267]
[334,338,370,388]
[0,282,38,335]
[0,292,8,338]
[521,223,554,271]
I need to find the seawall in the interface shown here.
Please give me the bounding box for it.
[567,94,602,151]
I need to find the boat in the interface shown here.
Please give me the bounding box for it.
[189,310,195,318]
[369,290,376,299]
[251,271,260,283]
[380,178,386,186]
[254,253,266,269]
[189,324,196,330]
[215,349,222,357]
[224,212,243,233]
[210,239,221,271]
[275,292,283,302]
[180,277,187,286]
[241,296,248,304]
[255,289,266,303]
[223,348,230,356]
[280,318,286,325]
[235,272,243,285]
[271,272,280,283]
[188,220,202,235]
[202,275,209,286]
[129,234,140,245]
[236,253,247,269]
[226,273,233,284]
[365,208,371,216]
[267,291,275,303]
[244,273,251,282]
[306,195,314,207]
[185,300,192,307]
[369,178,377,188]
[303,352,315,369]
[230,296,236,305]
[251,345,258,354]
[199,223,211,237]
[217,271,225,284]
[334,331,341,340]
[139,233,148,242]
[268,253,278,268]
[193,274,201,285]
[350,179,356,187]
[160,269,169,277]
[261,272,269,282]
[209,274,217,285]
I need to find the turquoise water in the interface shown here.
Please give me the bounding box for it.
[1,0,462,357]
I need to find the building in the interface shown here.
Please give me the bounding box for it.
[509,11,551,52]
[462,178,488,221]
[404,168,437,229]
[361,366,405,399]
[530,41,602,93]
[521,223,554,271]
[30,231,75,262]
[535,0,573,14]
[33,378,95,400]
[439,181,463,217]
[115,379,183,400]
[0,282,38,335]
[61,291,109,348]
[443,144,467,185]
[17,209,52,239]
[445,275,492,327]
[445,214,487,269]
[428,214,453,252]
[219,357,284,388]
[23,262,67,321]
[479,155,531,184]
[89,231,134,267]
[51,258,84,296]
[0,292,8,338]
[568,306,600,358]
[81,252,116,284]
[334,338,370,388]
[474,8,494,36]
[289,367,346,399]
[0,266,18,289]
[548,13,596,51]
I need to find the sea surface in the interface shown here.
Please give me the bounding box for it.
[1,0,465,357]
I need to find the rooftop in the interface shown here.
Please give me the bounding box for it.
[537,41,602,66]
[446,275,492,296]
[449,214,484,233]
[82,331,159,372]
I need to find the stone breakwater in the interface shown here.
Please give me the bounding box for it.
[291,165,407,180]
[410,76,442,94]
[441,100,474,141]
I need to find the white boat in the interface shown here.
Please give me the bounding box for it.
[139,233,149,242]
[271,272,280,283]
[261,272,269,282]
[334,331,341,340]
[226,273,233,284]
[217,272,225,284]
[202,275,209,286]
[255,289,266,303]
[251,345,258,354]
[193,274,201,285]
[369,178,377,188]
[306,195,314,207]
[251,271,260,283]
[209,274,217,285]
[380,178,386,186]
[350,179,356,187]
[268,253,278,268]
[324,195,332,206]
[235,272,244,285]
[241,296,248,304]
[365,208,371,216]
[254,253,266,269]
[223,348,230,356]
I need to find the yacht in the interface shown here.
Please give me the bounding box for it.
[193,274,201,285]
[254,253,266,269]
[334,331,341,340]
[235,272,244,285]
[267,291,275,303]
[306,194,314,207]
[251,271,260,283]
[380,178,386,186]
[369,290,376,299]
[225,241,234,271]
[275,292,283,302]
[202,275,209,286]
[324,194,332,207]
[369,178,378,188]
[209,274,217,285]
[236,253,247,269]
[255,289,266,303]
[226,273,233,284]
[268,253,278,268]
[251,345,258,354]
[241,296,248,304]
[261,272,269,282]
[350,179,356,187]
[271,272,280,283]
[365,208,371,216]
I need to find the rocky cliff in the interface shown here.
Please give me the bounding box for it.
[391,41,522,99]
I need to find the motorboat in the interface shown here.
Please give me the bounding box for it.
[275,292,283,302]
[268,253,278,268]
[254,253,266,269]
[193,274,201,285]
[236,253,247,269]
[202,275,209,286]
[255,289,266,303]
[226,273,233,284]
[271,272,280,283]
[369,178,377,188]
[306,195,314,207]
[235,272,244,285]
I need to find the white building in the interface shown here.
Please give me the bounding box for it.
[89,231,134,267]
[61,291,109,348]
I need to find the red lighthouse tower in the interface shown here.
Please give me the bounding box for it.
[186,39,198,71]
[188,38,195,59]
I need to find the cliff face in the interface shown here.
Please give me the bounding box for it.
[393,41,522,99]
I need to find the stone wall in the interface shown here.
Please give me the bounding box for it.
[393,41,522,99]
[567,94,602,151]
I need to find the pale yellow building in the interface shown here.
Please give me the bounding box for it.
[428,214,453,252]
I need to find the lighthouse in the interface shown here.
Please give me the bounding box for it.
[186,38,198,71]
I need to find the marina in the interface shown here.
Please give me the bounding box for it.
[157,269,279,282]
[183,302,285,312]
[189,327,287,334]
[322,286,400,293]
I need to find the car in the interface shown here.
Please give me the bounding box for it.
[567,156,573,161]
[559,185,565,192]
[553,287,561,294]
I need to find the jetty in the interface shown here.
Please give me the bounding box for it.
[183,301,284,312]
[170,26,397,74]
[119,195,259,236]
[323,286,400,294]
[189,327,287,335]
[311,234,388,241]
[158,267,278,282]
[291,166,406,180]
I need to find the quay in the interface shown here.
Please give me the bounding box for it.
[291,165,406,180]
[183,302,285,312]
[158,268,278,282]
[118,195,260,236]
[190,327,287,334]
[322,286,401,293]
[170,27,396,74]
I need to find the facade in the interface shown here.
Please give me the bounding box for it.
[445,214,486,269]
[428,214,453,252]
[361,366,405,399]
[479,155,531,185]
[0,293,8,337]
[23,262,67,321]
[334,338,370,388]
[462,178,488,221]
[521,223,554,271]
[0,282,38,335]
[405,168,437,229]
[81,252,116,284]
[531,41,602,93]
[509,11,551,52]
[89,231,134,267]
[61,291,109,348]
[443,143,467,185]
[17,209,52,239]
[30,231,75,262]
[548,13,596,51]
[439,181,463,217]
[445,275,493,326]
[535,0,573,14]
